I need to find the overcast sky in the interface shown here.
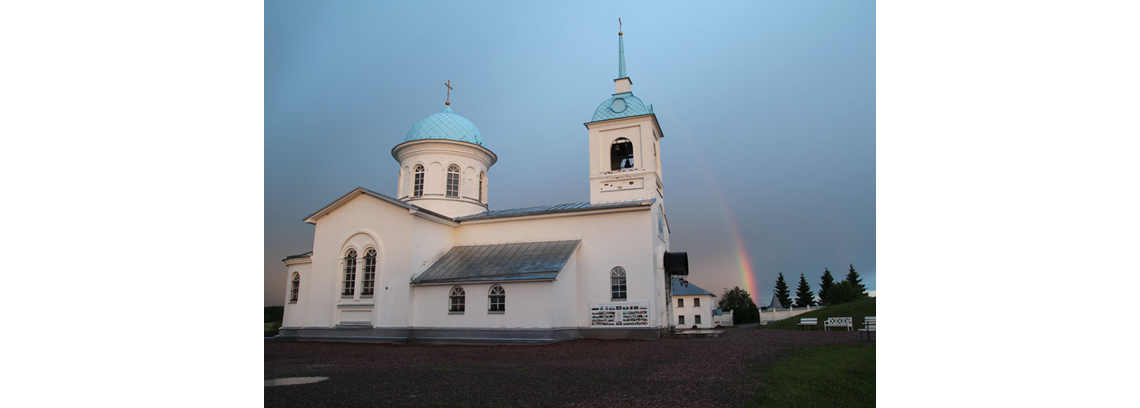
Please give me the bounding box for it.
[265,1,875,306]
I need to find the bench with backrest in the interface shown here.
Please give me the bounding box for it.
[860,316,876,340]
[797,317,818,330]
[824,317,853,331]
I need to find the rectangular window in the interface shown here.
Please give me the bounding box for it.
[694,298,700,307]
[677,298,684,308]
[678,315,685,325]
[695,315,702,325]
[413,171,424,197]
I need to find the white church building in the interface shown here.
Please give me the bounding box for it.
[279,28,690,343]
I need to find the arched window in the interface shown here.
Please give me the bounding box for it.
[413,165,425,197]
[610,138,634,170]
[611,267,627,301]
[488,285,505,313]
[342,249,357,297]
[290,273,300,303]
[446,164,460,197]
[361,249,376,297]
[449,286,466,314]
[478,171,485,203]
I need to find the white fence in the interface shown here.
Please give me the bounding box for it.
[712,310,734,327]
[760,305,822,324]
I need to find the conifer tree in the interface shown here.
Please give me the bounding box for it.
[845,263,867,293]
[773,272,793,309]
[818,268,836,306]
[794,273,816,307]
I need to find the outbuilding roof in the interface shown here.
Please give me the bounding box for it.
[671,278,715,297]
[413,240,581,285]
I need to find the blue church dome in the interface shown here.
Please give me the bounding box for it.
[590,93,652,122]
[404,106,484,145]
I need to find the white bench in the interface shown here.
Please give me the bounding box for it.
[824,317,853,331]
[797,317,818,330]
[860,316,876,341]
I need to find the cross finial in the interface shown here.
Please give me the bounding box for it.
[618,17,622,35]
[444,80,453,105]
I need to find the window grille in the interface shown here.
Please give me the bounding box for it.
[290,273,300,303]
[677,298,684,308]
[446,165,460,197]
[610,138,634,170]
[449,286,465,314]
[678,315,685,325]
[361,249,376,297]
[694,298,700,307]
[342,250,357,297]
[488,285,505,314]
[610,267,627,301]
[413,165,424,197]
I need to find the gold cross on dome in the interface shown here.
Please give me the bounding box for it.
[618,17,622,35]
[444,80,453,105]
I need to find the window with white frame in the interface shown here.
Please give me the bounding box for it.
[693,297,700,307]
[488,285,505,314]
[678,315,685,325]
[449,286,465,314]
[413,164,424,197]
[677,298,684,307]
[695,315,702,325]
[610,267,627,301]
[290,273,300,303]
[342,250,357,297]
[446,164,460,197]
[361,249,376,297]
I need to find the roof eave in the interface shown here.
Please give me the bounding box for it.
[583,113,665,138]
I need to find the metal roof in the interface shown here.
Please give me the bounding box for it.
[413,240,581,285]
[590,93,652,122]
[283,251,312,261]
[404,105,484,145]
[455,198,655,222]
[672,278,715,297]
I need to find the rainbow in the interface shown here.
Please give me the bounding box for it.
[665,115,761,305]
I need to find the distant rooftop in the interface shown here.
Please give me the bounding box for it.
[672,278,715,297]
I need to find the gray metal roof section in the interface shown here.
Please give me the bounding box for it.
[283,251,313,261]
[671,278,715,296]
[413,240,581,285]
[455,198,655,222]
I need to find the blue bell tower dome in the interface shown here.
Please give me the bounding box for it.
[404,106,485,146]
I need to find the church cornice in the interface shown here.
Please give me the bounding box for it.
[391,139,498,167]
[583,113,665,138]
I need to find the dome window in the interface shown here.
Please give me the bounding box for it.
[446,165,460,198]
[413,165,425,197]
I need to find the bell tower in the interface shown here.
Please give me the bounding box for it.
[584,24,665,204]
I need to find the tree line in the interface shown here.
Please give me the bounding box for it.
[771,264,868,308]
[716,264,869,324]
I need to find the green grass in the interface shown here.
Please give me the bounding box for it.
[747,343,876,408]
[264,322,281,337]
[762,297,876,331]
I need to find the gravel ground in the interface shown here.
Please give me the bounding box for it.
[265,328,866,407]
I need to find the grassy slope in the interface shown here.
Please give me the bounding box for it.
[762,297,876,331]
[747,343,876,408]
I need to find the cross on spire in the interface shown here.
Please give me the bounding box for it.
[619,17,622,35]
[444,80,453,105]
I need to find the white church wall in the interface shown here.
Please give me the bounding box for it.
[410,282,553,329]
[587,115,664,205]
[282,260,311,328]
[303,194,419,328]
[549,251,579,329]
[455,209,659,329]
[394,139,494,218]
